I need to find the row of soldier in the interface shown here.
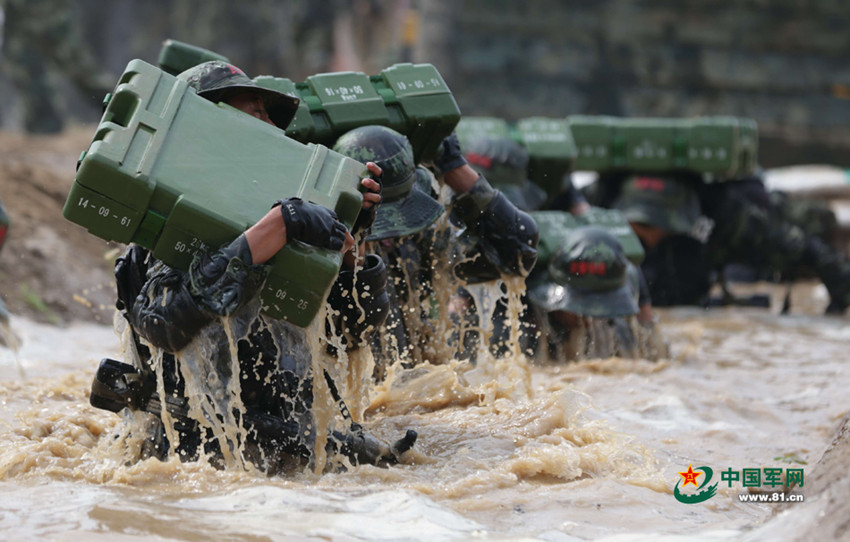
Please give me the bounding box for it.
[71,57,850,475]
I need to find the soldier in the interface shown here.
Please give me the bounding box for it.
[525,226,662,360]
[93,61,415,474]
[462,137,661,359]
[332,126,539,375]
[587,172,850,313]
[2,0,113,133]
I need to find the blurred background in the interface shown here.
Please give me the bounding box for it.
[2,0,850,167]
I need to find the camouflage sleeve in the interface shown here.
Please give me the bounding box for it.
[326,254,389,348]
[124,235,268,352]
[450,175,539,281]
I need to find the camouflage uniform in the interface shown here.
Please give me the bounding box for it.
[587,172,850,312]
[2,0,112,133]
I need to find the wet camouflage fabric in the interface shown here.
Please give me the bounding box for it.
[613,174,702,235]
[114,235,391,471]
[177,60,299,128]
[2,0,113,133]
[333,126,444,240]
[768,191,839,244]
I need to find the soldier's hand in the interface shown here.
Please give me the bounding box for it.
[433,132,467,176]
[275,197,347,251]
[352,162,382,238]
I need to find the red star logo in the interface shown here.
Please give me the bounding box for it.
[679,464,702,487]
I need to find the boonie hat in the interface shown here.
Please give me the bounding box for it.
[528,226,639,318]
[613,175,701,235]
[334,125,445,241]
[178,61,299,128]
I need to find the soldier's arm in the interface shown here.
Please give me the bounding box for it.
[326,253,390,349]
[123,235,268,352]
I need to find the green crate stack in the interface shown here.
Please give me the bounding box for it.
[566,115,758,178]
[63,59,367,327]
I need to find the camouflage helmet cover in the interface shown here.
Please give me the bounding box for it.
[528,226,639,317]
[333,125,444,241]
[613,175,701,235]
[177,60,299,128]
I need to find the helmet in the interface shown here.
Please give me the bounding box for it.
[333,125,444,241]
[464,136,546,212]
[528,226,638,317]
[177,61,299,129]
[613,175,701,235]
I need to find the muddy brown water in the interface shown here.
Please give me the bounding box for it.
[0,281,847,541]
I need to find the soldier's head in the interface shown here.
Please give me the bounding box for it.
[178,61,299,129]
[528,226,638,319]
[463,136,546,212]
[334,125,444,241]
[613,175,701,248]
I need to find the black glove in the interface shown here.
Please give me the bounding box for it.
[451,176,539,277]
[480,192,539,276]
[274,197,347,250]
[433,132,467,176]
[352,172,383,238]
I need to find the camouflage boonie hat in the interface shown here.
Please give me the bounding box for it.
[178,61,299,128]
[333,125,444,241]
[528,226,639,318]
[613,175,701,234]
[464,136,546,212]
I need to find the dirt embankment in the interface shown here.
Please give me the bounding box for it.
[0,128,117,326]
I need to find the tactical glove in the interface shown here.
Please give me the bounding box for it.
[433,132,467,176]
[274,197,347,250]
[452,176,539,277]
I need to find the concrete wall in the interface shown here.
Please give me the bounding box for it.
[417,0,850,168]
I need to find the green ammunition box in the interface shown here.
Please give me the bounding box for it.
[531,208,645,266]
[457,116,577,200]
[255,63,461,164]
[567,115,758,178]
[455,116,511,148]
[514,117,578,199]
[63,59,367,327]
[157,39,230,76]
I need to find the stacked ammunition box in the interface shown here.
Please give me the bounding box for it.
[567,115,758,178]
[63,59,366,327]
[156,37,460,164]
